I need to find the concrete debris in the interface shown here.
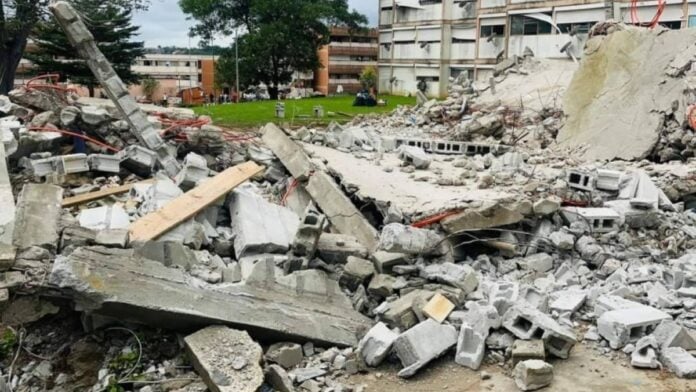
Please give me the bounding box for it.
[397,145,432,169]
[597,306,671,349]
[265,342,304,369]
[661,347,696,379]
[378,223,445,256]
[393,318,458,378]
[513,360,553,391]
[422,293,455,323]
[357,322,399,367]
[0,141,15,268]
[316,233,368,264]
[511,340,545,367]
[184,326,263,392]
[13,184,63,253]
[455,324,486,370]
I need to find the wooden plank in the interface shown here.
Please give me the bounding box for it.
[129,161,264,243]
[62,180,154,207]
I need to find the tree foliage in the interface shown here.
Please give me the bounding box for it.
[360,66,377,91]
[0,0,149,94]
[179,0,367,99]
[141,77,158,101]
[27,0,145,97]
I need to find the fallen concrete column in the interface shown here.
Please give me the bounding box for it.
[262,124,378,250]
[49,1,180,176]
[13,184,63,253]
[0,142,15,269]
[49,247,371,346]
[393,318,458,378]
[184,326,264,392]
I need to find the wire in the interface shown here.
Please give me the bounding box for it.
[631,0,665,28]
[27,126,121,153]
[411,209,462,228]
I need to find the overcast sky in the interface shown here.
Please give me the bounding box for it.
[132,0,377,48]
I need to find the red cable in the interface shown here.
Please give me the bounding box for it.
[631,0,665,28]
[411,210,461,228]
[28,126,121,153]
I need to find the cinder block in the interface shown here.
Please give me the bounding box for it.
[119,145,157,176]
[502,303,577,359]
[292,205,326,258]
[560,207,620,233]
[57,154,89,174]
[357,322,399,367]
[455,324,486,370]
[511,339,545,367]
[393,319,458,378]
[567,170,594,191]
[88,154,120,173]
[596,169,623,191]
[597,306,670,349]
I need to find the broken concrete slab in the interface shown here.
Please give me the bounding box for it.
[78,205,130,231]
[184,326,263,392]
[378,223,445,256]
[228,188,299,259]
[559,28,696,161]
[357,322,399,367]
[50,247,371,346]
[13,184,63,253]
[393,318,458,378]
[652,319,696,351]
[661,347,696,379]
[261,124,379,250]
[441,205,523,233]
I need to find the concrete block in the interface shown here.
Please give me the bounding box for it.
[13,184,63,252]
[340,256,375,290]
[357,322,399,367]
[367,274,396,298]
[421,262,478,294]
[56,153,89,174]
[549,289,586,315]
[511,340,545,367]
[135,241,197,270]
[566,170,594,191]
[228,189,299,259]
[520,253,554,273]
[560,207,620,233]
[455,324,486,370]
[393,319,458,378]
[397,145,432,169]
[652,319,696,351]
[533,197,561,216]
[119,145,157,176]
[379,289,435,330]
[422,293,455,323]
[87,154,120,173]
[30,156,57,177]
[265,342,303,369]
[378,223,445,256]
[631,171,659,210]
[593,295,647,318]
[596,169,623,191]
[372,251,409,273]
[316,233,368,264]
[502,303,577,359]
[661,347,696,379]
[265,364,294,392]
[292,205,325,258]
[78,205,130,231]
[631,336,660,369]
[175,152,209,191]
[448,303,501,336]
[95,229,129,248]
[549,231,575,250]
[513,360,553,391]
[597,306,671,349]
[184,326,263,392]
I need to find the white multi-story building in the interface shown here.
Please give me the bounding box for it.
[378,0,696,98]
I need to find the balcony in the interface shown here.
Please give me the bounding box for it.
[132,65,200,76]
[329,62,376,74]
[329,44,379,57]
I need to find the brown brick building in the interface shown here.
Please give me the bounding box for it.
[314,27,379,95]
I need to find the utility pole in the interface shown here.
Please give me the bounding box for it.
[235,28,240,103]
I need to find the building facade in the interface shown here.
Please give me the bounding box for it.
[314,27,379,95]
[130,53,217,103]
[378,0,696,98]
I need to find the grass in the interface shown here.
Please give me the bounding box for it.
[192,95,416,128]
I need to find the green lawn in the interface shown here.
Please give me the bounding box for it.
[192,95,416,128]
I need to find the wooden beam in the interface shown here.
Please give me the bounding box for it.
[62,180,154,208]
[129,161,264,243]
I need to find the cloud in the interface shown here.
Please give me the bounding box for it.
[133,0,377,47]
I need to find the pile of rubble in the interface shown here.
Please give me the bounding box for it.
[2,5,696,392]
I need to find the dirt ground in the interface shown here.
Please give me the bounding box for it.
[345,343,696,392]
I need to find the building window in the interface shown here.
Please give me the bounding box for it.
[558,22,594,34]
[511,15,552,35]
[480,25,505,38]
[143,60,152,66]
[420,0,442,4]
[198,74,203,83]
[660,20,682,29]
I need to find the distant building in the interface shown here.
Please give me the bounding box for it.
[378,0,695,98]
[314,27,379,95]
[130,53,217,104]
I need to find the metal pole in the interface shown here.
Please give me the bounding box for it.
[235,28,240,103]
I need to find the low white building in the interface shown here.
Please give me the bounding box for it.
[378,0,696,98]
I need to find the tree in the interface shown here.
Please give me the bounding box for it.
[360,66,377,92]
[0,0,149,95]
[27,0,145,97]
[180,0,367,99]
[141,77,158,102]
[215,47,239,93]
